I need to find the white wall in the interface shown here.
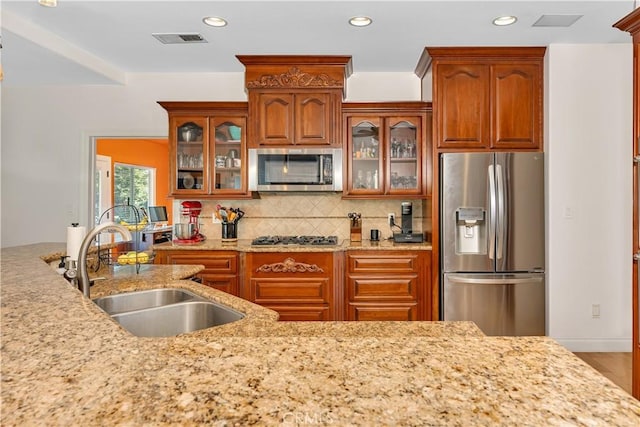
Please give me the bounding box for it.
[346,72,421,101]
[1,49,634,351]
[546,44,632,351]
[1,73,245,248]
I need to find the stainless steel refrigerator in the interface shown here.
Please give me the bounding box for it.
[440,152,545,336]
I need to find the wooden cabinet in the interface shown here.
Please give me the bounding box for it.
[244,251,341,321]
[417,47,545,151]
[237,55,352,148]
[154,250,239,296]
[346,250,431,321]
[158,102,251,199]
[614,6,640,400]
[342,102,432,198]
[249,90,342,147]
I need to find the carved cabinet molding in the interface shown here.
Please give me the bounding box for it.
[255,257,325,273]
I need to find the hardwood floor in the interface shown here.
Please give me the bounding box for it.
[574,352,632,395]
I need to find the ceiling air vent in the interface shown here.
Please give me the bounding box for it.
[532,15,583,27]
[152,33,208,44]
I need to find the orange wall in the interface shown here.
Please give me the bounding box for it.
[96,138,172,223]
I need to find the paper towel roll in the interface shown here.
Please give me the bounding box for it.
[66,225,86,262]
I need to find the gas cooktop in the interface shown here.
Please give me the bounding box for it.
[251,235,339,246]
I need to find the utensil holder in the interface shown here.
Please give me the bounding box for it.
[221,222,237,242]
[350,219,362,242]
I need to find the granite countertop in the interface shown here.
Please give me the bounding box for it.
[154,238,433,252]
[2,243,639,425]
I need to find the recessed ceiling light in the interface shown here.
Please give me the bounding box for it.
[203,16,228,27]
[493,16,518,26]
[38,0,57,7]
[349,16,372,27]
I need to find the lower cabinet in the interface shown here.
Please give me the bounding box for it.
[154,250,239,296]
[346,250,431,321]
[155,248,431,321]
[244,252,341,321]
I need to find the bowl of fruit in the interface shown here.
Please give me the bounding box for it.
[119,217,149,232]
[116,251,152,265]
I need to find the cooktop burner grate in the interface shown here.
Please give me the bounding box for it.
[251,235,339,246]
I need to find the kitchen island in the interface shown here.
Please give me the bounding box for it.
[2,243,639,425]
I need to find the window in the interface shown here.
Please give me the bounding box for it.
[113,163,155,222]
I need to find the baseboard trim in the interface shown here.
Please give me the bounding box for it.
[553,338,632,352]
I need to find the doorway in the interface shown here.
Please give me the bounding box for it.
[94,138,171,225]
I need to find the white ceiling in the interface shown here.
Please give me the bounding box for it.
[1,0,636,86]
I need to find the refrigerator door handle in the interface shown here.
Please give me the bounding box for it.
[446,274,544,285]
[496,163,506,261]
[488,164,497,260]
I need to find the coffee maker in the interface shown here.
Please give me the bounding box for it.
[173,201,206,243]
[393,201,424,243]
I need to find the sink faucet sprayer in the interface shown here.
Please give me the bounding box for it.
[77,222,132,298]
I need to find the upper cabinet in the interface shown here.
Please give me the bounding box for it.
[343,102,432,198]
[237,55,352,148]
[159,102,252,199]
[416,47,546,151]
[250,91,340,146]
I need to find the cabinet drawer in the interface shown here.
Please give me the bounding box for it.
[163,252,237,274]
[348,276,418,301]
[347,304,418,321]
[252,278,330,304]
[347,253,419,273]
[265,305,330,321]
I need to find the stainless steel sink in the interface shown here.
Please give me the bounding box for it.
[111,301,245,337]
[92,288,245,336]
[93,288,205,315]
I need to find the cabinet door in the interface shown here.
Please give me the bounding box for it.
[254,92,294,145]
[211,116,247,195]
[198,274,238,295]
[347,116,383,195]
[491,63,542,150]
[294,92,335,145]
[170,117,209,195]
[435,63,490,149]
[388,116,423,195]
[343,103,430,199]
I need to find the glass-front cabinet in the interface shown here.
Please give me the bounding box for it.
[212,117,246,193]
[174,117,209,194]
[349,117,383,194]
[161,102,251,199]
[344,103,430,198]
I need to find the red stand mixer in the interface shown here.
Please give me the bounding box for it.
[173,201,206,243]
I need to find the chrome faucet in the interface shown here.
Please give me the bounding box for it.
[77,222,132,298]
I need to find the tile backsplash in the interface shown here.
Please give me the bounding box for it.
[173,194,430,242]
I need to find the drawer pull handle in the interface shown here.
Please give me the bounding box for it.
[256,257,324,273]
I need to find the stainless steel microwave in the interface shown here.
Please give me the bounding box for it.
[248,147,343,192]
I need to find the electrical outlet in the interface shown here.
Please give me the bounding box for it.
[388,213,395,226]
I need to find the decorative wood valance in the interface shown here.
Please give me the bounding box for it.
[237,55,352,94]
[246,67,342,89]
[255,257,324,273]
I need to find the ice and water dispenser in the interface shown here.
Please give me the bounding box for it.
[455,207,487,254]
